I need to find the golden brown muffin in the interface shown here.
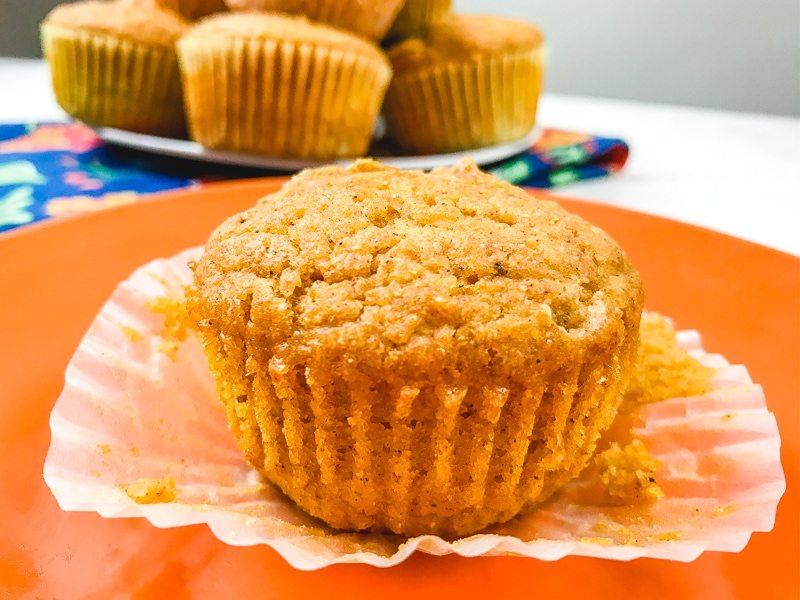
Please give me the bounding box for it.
[386,0,452,40]
[41,0,189,137]
[383,14,545,154]
[223,0,405,41]
[177,12,392,159]
[186,158,644,538]
[156,0,227,19]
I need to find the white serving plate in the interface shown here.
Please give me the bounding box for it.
[92,126,542,171]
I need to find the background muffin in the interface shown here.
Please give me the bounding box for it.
[156,0,227,20]
[223,0,405,41]
[383,14,545,154]
[177,12,392,159]
[186,158,644,537]
[41,0,189,137]
[386,0,452,41]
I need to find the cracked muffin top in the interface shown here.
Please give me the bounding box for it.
[187,158,643,382]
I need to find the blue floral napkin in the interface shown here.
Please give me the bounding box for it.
[0,123,628,233]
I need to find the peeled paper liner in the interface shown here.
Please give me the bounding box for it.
[43,248,786,570]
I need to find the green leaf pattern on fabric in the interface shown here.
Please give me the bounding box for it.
[0,123,629,234]
[0,186,36,227]
[546,145,590,167]
[0,160,47,186]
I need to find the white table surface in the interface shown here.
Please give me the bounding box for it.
[2,57,798,257]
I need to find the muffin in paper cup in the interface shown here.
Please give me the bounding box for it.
[386,0,453,41]
[383,14,545,154]
[42,246,786,568]
[177,13,392,159]
[223,0,406,41]
[184,159,644,537]
[41,0,189,137]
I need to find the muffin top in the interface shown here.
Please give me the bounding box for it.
[223,0,405,41]
[43,0,189,47]
[387,0,453,39]
[188,159,642,382]
[389,14,543,74]
[155,0,227,20]
[180,12,388,62]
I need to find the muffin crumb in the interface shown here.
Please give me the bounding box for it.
[120,325,142,342]
[620,313,716,414]
[592,520,682,544]
[594,439,664,505]
[120,476,177,504]
[146,296,190,342]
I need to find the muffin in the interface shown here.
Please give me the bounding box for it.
[386,0,452,41]
[156,0,227,19]
[223,0,405,41]
[186,158,644,537]
[177,12,392,159]
[383,14,545,154]
[41,0,189,137]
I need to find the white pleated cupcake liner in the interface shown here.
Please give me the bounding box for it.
[43,248,786,569]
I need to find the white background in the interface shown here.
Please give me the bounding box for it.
[455,0,799,115]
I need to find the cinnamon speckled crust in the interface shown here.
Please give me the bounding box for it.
[186,158,643,537]
[44,0,189,48]
[223,0,405,41]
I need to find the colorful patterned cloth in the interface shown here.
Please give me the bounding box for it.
[0,123,628,234]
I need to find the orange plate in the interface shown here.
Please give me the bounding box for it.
[0,180,797,599]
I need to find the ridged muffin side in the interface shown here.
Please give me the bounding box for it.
[177,12,392,159]
[186,159,643,537]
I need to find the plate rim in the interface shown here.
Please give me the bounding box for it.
[91,126,544,171]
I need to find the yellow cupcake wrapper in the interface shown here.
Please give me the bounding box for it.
[178,37,392,159]
[41,23,185,137]
[207,298,635,537]
[384,48,546,154]
[387,0,453,40]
